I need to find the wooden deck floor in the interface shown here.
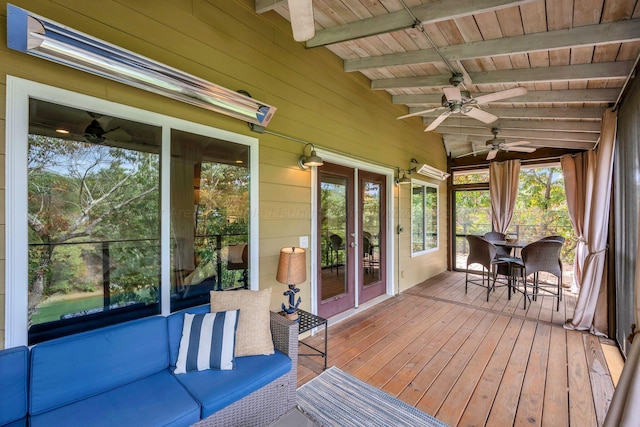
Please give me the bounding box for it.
[297,271,616,427]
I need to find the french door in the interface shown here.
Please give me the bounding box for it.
[316,163,386,318]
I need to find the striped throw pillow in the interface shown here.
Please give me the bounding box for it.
[174,310,239,373]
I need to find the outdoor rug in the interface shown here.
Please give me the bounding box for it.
[296,367,450,427]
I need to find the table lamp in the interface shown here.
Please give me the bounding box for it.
[276,247,306,321]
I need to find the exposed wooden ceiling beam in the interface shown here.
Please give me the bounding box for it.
[393,89,619,105]
[345,19,640,72]
[303,0,536,48]
[436,119,601,133]
[255,0,283,14]
[373,62,633,90]
[436,127,598,143]
[418,107,605,120]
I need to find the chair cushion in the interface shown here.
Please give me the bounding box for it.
[174,310,239,373]
[30,316,169,415]
[210,289,274,356]
[0,346,28,425]
[174,351,291,418]
[29,371,200,427]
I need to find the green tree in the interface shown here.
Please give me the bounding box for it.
[28,135,159,315]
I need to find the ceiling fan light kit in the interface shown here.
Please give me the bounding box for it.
[457,128,536,161]
[397,71,528,132]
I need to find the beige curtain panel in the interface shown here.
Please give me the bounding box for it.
[564,108,617,336]
[489,159,520,234]
[561,152,590,293]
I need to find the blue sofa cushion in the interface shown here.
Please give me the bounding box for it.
[0,346,28,426]
[29,370,200,427]
[174,310,239,373]
[175,351,292,418]
[30,316,169,415]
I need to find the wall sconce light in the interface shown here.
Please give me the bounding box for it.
[7,4,277,127]
[298,143,324,170]
[395,168,411,185]
[409,158,450,181]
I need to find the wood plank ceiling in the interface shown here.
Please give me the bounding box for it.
[256,0,640,166]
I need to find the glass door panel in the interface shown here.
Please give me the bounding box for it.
[454,189,491,271]
[318,163,354,318]
[359,171,386,302]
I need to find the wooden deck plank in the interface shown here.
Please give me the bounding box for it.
[296,271,612,427]
[381,306,480,396]
[515,323,551,425]
[485,320,538,425]
[543,326,569,427]
[396,310,495,405]
[458,316,525,426]
[339,297,439,374]
[567,331,598,426]
[350,301,457,382]
[432,314,512,425]
[365,303,468,388]
[583,334,615,426]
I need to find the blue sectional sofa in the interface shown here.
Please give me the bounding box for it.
[0,305,298,427]
[0,346,28,427]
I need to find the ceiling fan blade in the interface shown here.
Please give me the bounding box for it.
[424,110,451,132]
[473,87,528,105]
[486,149,498,160]
[503,140,530,147]
[463,107,499,124]
[504,146,536,153]
[456,147,490,159]
[397,107,442,120]
[105,127,132,142]
[288,0,315,42]
[443,86,461,102]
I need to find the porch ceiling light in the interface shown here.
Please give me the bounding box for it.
[298,143,323,170]
[6,4,277,127]
[409,158,450,181]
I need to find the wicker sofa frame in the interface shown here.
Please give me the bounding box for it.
[194,312,299,426]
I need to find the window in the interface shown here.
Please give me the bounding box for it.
[411,180,439,255]
[170,130,250,311]
[6,77,258,346]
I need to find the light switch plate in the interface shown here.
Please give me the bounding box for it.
[299,236,309,248]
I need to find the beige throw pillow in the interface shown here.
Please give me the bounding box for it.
[210,288,274,356]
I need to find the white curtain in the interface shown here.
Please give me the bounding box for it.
[489,159,521,234]
[564,107,617,336]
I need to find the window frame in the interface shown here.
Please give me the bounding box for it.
[410,178,439,257]
[5,76,259,347]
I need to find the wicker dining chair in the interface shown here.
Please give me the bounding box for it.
[483,231,512,258]
[465,235,510,302]
[513,240,564,311]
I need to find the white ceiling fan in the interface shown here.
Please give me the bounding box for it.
[458,128,536,160]
[288,0,315,42]
[397,73,528,132]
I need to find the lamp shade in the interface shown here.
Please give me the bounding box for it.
[276,247,306,285]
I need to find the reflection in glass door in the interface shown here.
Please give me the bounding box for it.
[359,171,386,303]
[317,163,354,319]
